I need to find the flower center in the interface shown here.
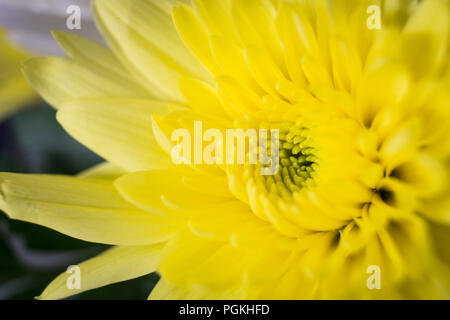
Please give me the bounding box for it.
[263,124,319,195]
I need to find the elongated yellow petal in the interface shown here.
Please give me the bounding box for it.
[420,163,450,225]
[244,45,288,97]
[210,36,263,95]
[51,31,149,94]
[0,30,35,119]
[39,244,163,300]
[93,0,211,102]
[22,57,151,108]
[114,168,235,217]
[158,232,245,289]
[57,98,174,171]
[150,277,246,300]
[149,278,190,300]
[0,173,178,245]
[401,0,449,78]
[172,2,220,75]
[179,77,229,120]
[231,0,286,74]
[78,162,128,180]
[216,76,261,117]
[192,0,239,42]
[0,72,35,120]
[276,2,308,85]
[429,221,450,265]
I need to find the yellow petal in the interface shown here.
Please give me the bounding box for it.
[210,36,263,95]
[179,77,229,120]
[301,55,333,87]
[149,277,246,300]
[391,155,446,197]
[51,31,149,95]
[0,72,35,120]
[244,45,289,98]
[329,37,362,92]
[192,0,240,42]
[78,162,128,180]
[158,232,245,289]
[149,278,190,300]
[379,120,420,169]
[276,2,308,85]
[0,30,35,119]
[57,98,174,171]
[39,244,163,300]
[0,173,178,245]
[428,220,450,266]
[401,0,449,78]
[356,64,410,128]
[420,164,450,225]
[216,76,261,117]
[114,168,234,217]
[93,0,211,102]
[231,0,285,74]
[22,57,150,108]
[172,2,220,75]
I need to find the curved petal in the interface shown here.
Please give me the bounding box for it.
[149,277,246,300]
[93,0,212,102]
[401,0,449,79]
[52,31,149,94]
[114,168,235,217]
[57,98,174,171]
[0,173,179,245]
[39,244,163,300]
[0,30,35,120]
[78,162,127,180]
[22,57,151,108]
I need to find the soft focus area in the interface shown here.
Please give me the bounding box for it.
[0,102,159,299]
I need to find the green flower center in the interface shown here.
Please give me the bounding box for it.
[263,124,319,196]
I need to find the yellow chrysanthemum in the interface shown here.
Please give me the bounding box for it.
[0,29,35,120]
[1,0,449,299]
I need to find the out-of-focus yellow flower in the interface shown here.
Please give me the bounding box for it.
[0,0,449,299]
[0,30,35,120]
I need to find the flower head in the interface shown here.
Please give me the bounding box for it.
[1,0,449,299]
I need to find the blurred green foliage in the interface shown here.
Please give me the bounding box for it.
[0,103,159,300]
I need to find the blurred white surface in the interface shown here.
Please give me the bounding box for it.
[0,0,103,55]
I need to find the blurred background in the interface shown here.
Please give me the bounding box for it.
[0,0,158,300]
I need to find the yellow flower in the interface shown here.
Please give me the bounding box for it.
[1,0,449,299]
[0,30,35,120]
